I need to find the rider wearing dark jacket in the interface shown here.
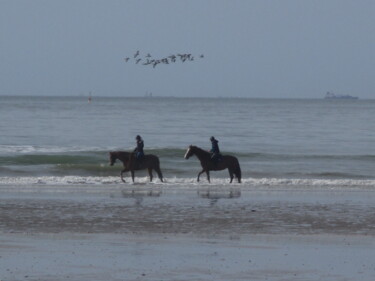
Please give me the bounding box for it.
[134,135,144,160]
[210,136,221,164]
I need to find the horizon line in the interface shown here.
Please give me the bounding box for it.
[0,94,366,100]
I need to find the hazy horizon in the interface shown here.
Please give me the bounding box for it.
[1,0,374,99]
[2,94,374,101]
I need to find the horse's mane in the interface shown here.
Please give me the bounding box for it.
[110,151,132,161]
[190,145,211,156]
[111,150,131,155]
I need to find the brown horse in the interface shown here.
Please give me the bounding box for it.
[184,145,241,183]
[109,151,164,183]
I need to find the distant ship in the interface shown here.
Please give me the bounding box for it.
[324,92,358,100]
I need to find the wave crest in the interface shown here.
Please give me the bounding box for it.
[0,176,374,189]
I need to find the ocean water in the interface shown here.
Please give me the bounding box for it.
[1,95,374,189]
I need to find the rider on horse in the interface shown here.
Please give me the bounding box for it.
[134,135,144,165]
[209,136,222,165]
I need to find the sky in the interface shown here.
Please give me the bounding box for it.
[0,0,374,99]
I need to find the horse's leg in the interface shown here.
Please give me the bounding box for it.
[236,171,241,183]
[120,168,128,183]
[148,168,153,182]
[155,166,164,182]
[197,169,205,182]
[206,170,210,183]
[130,170,135,183]
[228,169,234,183]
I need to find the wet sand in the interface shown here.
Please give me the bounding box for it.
[1,186,375,280]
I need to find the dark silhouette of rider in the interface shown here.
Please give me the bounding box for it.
[209,136,221,165]
[134,135,144,166]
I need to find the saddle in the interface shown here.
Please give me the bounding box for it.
[131,152,144,169]
[211,153,222,165]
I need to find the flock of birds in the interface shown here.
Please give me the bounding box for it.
[124,51,204,68]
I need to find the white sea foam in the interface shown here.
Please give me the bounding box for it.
[0,145,107,155]
[242,177,375,188]
[0,176,374,190]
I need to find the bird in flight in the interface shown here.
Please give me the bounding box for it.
[124,51,204,68]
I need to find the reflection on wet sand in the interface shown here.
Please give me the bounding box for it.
[120,188,162,198]
[1,188,375,236]
[198,188,241,199]
[120,188,162,206]
[198,188,241,206]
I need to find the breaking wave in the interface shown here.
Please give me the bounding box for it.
[1,145,375,164]
[1,145,374,180]
[0,176,374,190]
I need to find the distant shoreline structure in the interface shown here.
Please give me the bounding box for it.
[324,92,358,100]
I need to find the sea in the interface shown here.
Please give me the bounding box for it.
[2,95,375,281]
[1,95,374,190]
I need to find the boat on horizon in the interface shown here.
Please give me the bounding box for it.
[324,92,358,100]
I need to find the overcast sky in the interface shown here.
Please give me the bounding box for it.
[1,0,374,98]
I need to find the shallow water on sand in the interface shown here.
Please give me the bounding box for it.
[2,187,375,281]
[1,186,375,236]
[2,185,375,281]
[2,232,375,281]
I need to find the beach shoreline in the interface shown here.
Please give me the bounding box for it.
[1,185,375,235]
[1,186,375,280]
[1,232,374,281]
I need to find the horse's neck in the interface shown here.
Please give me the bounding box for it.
[193,147,210,160]
[117,151,130,161]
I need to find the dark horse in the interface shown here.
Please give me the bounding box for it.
[109,151,163,183]
[184,145,241,183]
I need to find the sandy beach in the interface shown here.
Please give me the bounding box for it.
[1,186,375,280]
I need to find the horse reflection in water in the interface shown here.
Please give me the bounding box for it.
[198,188,241,206]
[109,151,164,183]
[184,145,242,183]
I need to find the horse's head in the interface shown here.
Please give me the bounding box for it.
[109,152,116,166]
[184,145,194,159]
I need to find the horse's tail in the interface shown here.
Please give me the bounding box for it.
[153,155,164,182]
[234,159,242,183]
